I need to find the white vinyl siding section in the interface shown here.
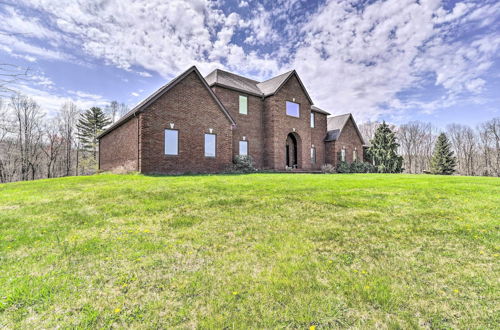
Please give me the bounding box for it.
[205,133,216,157]
[164,129,178,155]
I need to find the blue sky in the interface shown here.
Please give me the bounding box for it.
[1,0,499,127]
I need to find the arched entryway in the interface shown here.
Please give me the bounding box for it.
[285,133,299,168]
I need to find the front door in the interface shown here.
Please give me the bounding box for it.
[285,133,298,168]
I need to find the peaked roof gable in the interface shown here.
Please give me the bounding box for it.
[204,69,314,104]
[326,113,364,144]
[98,66,235,139]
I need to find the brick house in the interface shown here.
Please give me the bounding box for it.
[98,66,365,174]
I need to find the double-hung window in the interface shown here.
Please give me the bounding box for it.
[205,133,216,157]
[164,129,178,155]
[239,140,248,156]
[239,95,248,115]
[311,146,316,164]
[286,101,300,117]
[341,148,346,162]
[310,112,315,128]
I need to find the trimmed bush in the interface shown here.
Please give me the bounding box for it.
[321,164,336,174]
[336,161,351,173]
[350,161,377,173]
[228,155,257,173]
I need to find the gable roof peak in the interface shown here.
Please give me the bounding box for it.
[98,65,235,139]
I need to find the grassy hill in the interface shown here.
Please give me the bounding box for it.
[0,173,499,328]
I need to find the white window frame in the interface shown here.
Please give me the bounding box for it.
[310,112,315,128]
[353,149,358,162]
[239,95,248,115]
[285,101,300,118]
[341,148,346,162]
[311,146,316,164]
[239,140,248,156]
[204,133,216,158]
[164,129,178,155]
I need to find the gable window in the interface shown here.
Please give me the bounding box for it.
[353,148,358,162]
[239,140,248,156]
[310,112,315,128]
[239,95,248,115]
[341,148,346,162]
[164,129,178,155]
[205,133,216,157]
[311,146,316,164]
[286,101,300,118]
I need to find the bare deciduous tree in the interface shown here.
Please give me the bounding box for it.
[10,94,44,181]
[58,101,79,176]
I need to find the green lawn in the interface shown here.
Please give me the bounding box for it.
[0,173,499,328]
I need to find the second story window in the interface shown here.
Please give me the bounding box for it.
[310,112,315,128]
[286,101,299,118]
[239,95,247,115]
[205,133,216,157]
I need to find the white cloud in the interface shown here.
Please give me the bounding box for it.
[5,0,500,122]
[131,92,139,97]
[292,0,500,121]
[137,71,152,78]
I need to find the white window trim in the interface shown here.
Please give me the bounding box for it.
[204,133,216,158]
[285,101,300,118]
[239,95,248,115]
[164,129,179,155]
[310,112,315,128]
[239,140,248,156]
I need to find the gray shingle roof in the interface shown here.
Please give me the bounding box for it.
[204,69,301,98]
[311,105,330,115]
[256,70,294,95]
[98,66,235,139]
[325,113,364,143]
[205,69,262,95]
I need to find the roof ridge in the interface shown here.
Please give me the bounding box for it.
[257,69,294,84]
[215,68,260,83]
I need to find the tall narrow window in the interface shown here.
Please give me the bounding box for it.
[205,133,216,157]
[286,101,300,117]
[164,129,178,155]
[353,149,358,162]
[311,146,316,164]
[310,112,315,128]
[239,140,248,156]
[341,148,346,162]
[239,95,248,115]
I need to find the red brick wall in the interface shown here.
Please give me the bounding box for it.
[325,141,336,165]
[263,74,314,170]
[139,71,233,174]
[331,117,364,165]
[99,117,138,172]
[211,86,264,168]
[311,112,327,170]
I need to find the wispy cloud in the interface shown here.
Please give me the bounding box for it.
[3,0,500,122]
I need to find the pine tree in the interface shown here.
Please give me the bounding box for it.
[368,121,403,173]
[76,107,111,161]
[431,133,456,175]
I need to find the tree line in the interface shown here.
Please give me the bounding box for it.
[0,94,127,183]
[359,118,500,176]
